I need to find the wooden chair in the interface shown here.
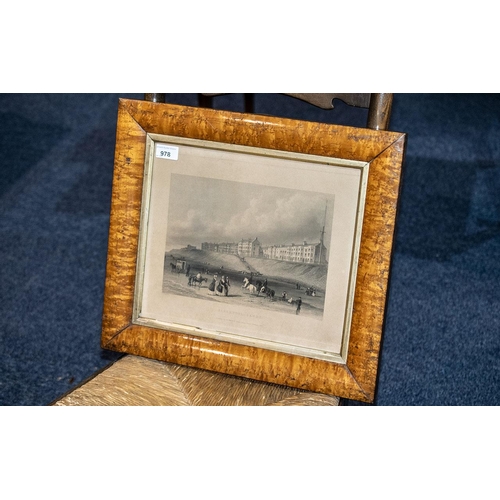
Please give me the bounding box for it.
[53,93,394,406]
[144,93,394,131]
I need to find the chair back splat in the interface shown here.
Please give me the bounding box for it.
[144,93,394,131]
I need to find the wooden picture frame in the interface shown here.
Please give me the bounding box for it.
[101,98,406,403]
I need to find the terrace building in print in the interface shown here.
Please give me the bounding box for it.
[217,242,239,255]
[201,242,219,252]
[262,201,329,264]
[237,237,263,258]
[201,235,327,264]
[202,238,263,258]
[262,240,328,265]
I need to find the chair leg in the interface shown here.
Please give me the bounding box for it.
[244,93,254,113]
[198,94,214,108]
[367,93,393,130]
[144,93,165,103]
[199,94,254,112]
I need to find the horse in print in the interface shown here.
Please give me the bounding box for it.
[188,273,208,287]
[257,285,275,300]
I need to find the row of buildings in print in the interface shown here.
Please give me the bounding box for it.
[201,237,328,265]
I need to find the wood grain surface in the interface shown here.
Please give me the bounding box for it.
[100,99,406,403]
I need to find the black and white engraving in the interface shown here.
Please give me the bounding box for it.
[162,174,335,318]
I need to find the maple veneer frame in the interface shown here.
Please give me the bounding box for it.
[101,98,406,403]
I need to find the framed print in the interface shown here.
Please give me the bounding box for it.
[101,98,406,403]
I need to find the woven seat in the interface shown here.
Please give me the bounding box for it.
[53,355,340,406]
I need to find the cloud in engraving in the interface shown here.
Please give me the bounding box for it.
[165,174,332,250]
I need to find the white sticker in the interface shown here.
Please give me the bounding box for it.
[156,144,179,160]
